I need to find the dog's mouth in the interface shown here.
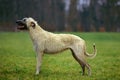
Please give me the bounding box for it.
[16,20,28,30]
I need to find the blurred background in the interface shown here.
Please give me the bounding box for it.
[0,0,120,32]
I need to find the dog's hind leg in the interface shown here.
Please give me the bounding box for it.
[70,48,91,76]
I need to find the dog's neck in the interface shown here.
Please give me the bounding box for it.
[28,25,46,42]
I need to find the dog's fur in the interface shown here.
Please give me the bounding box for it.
[16,17,97,76]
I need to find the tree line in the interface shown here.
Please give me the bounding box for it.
[0,0,120,32]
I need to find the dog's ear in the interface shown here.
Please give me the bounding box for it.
[30,22,35,29]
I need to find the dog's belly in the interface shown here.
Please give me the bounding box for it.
[44,48,69,54]
[44,44,69,54]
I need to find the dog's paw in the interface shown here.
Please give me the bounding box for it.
[35,71,39,75]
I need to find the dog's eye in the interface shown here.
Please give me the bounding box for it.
[23,18,26,22]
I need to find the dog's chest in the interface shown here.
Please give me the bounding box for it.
[33,39,45,52]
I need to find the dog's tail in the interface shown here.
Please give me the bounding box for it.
[84,43,97,59]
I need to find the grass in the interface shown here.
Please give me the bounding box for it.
[0,32,120,80]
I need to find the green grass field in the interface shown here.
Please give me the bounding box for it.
[0,32,120,80]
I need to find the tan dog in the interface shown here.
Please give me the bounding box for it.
[16,17,97,76]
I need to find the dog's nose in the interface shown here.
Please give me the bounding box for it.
[16,20,21,23]
[16,20,25,26]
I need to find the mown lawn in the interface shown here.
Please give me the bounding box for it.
[0,32,120,80]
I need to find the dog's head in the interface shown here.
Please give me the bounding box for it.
[16,17,37,30]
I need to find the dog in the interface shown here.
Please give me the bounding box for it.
[16,17,97,76]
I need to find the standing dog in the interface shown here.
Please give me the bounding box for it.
[16,17,97,76]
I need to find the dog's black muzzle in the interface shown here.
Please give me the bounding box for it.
[16,20,28,30]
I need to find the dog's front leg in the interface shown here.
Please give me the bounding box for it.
[35,52,43,75]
